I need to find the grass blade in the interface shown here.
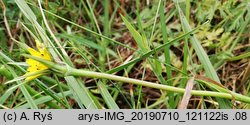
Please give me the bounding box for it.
[65,76,98,109]
[174,0,232,108]
[97,81,119,109]
[121,15,149,52]
[15,91,71,109]
[6,65,38,109]
[107,24,203,74]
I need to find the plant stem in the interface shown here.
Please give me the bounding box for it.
[68,68,250,103]
[23,54,250,104]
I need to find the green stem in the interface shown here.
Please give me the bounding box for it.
[23,54,250,104]
[69,68,248,102]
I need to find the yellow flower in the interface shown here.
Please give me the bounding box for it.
[25,40,51,81]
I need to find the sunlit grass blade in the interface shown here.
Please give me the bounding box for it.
[0,84,16,105]
[174,1,220,83]
[15,0,36,21]
[228,51,250,61]
[121,14,149,52]
[65,77,98,109]
[158,0,176,108]
[159,0,172,84]
[174,0,232,108]
[57,34,104,51]
[15,91,71,109]
[97,81,119,109]
[23,84,62,109]
[6,65,38,109]
[107,24,204,74]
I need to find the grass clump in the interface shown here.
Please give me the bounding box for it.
[0,0,249,109]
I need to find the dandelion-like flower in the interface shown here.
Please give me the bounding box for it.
[25,40,51,81]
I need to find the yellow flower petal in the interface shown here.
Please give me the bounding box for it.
[40,49,51,61]
[35,40,45,53]
[27,48,41,57]
[25,73,42,81]
[24,40,52,81]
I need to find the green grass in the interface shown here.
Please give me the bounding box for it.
[0,0,249,109]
